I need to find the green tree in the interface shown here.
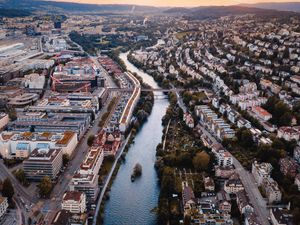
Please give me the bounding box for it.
[38,176,53,198]
[14,169,28,186]
[2,178,14,200]
[62,154,70,167]
[87,135,95,147]
[236,127,254,149]
[192,151,210,171]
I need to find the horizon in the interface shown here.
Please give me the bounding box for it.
[50,0,300,7]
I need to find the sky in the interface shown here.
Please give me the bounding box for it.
[53,0,299,7]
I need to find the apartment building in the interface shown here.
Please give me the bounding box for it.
[61,191,86,214]
[252,161,273,186]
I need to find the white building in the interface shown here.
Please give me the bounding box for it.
[0,131,78,159]
[61,191,86,214]
[0,113,9,130]
[252,161,273,186]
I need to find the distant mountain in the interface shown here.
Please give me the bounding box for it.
[0,0,162,13]
[240,2,300,12]
[164,5,300,20]
[0,8,31,17]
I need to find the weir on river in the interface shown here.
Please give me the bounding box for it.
[103,52,169,225]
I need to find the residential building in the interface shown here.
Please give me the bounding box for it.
[224,174,244,194]
[215,165,235,179]
[236,190,254,215]
[23,148,63,181]
[51,210,87,225]
[252,106,272,121]
[204,177,215,192]
[252,161,273,186]
[277,126,300,141]
[182,181,196,216]
[279,157,299,178]
[262,178,282,203]
[62,191,86,214]
[270,208,294,225]
[294,146,300,164]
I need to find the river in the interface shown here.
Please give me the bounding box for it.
[103,52,169,225]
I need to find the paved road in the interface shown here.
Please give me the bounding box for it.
[0,161,35,225]
[196,124,269,224]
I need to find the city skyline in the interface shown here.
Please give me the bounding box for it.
[52,0,300,7]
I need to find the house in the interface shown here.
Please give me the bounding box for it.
[294,146,300,164]
[279,157,299,178]
[252,106,272,121]
[61,191,86,214]
[277,126,300,141]
[252,161,273,186]
[262,178,282,203]
[182,182,196,215]
[0,196,8,218]
[224,174,244,194]
[215,165,235,179]
[270,208,294,225]
[0,113,9,130]
[228,109,240,124]
[236,190,254,215]
[217,190,231,213]
[183,113,194,128]
[295,174,300,191]
[245,212,261,225]
[204,177,215,192]
[237,118,252,129]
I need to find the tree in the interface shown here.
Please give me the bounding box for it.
[62,154,70,167]
[87,135,95,147]
[14,169,28,186]
[38,176,52,198]
[192,151,210,171]
[236,127,254,149]
[2,178,14,200]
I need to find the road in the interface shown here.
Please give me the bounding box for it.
[0,160,36,225]
[92,133,131,225]
[196,124,269,224]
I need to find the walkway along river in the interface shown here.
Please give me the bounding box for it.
[103,52,169,225]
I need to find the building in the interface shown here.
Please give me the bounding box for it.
[224,174,244,194]
[262,178,282,203]
[252,161,273,186]
[204,177,215,192]
[294,146,300,164]
[245,212,261,225]
[69,146,104,205]
[62,191,86,214]
[70,173,99,205]
[236,190,254,215]
[277,126,300,141]
[0,196,8,218]
[270,208,294,225]
[0,113,9,130]
[182,181,196,215]
[215,165,235,179]
[252,106,272,121]
[23,148,63,181]
[51,210,87,225]
[279,157,299,178]
[0,131,78,159]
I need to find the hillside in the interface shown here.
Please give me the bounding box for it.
[164,5,300,20]
[240,2,300,12]
[0,0,162,13]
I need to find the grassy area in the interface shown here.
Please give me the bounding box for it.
[175,31,191,40]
